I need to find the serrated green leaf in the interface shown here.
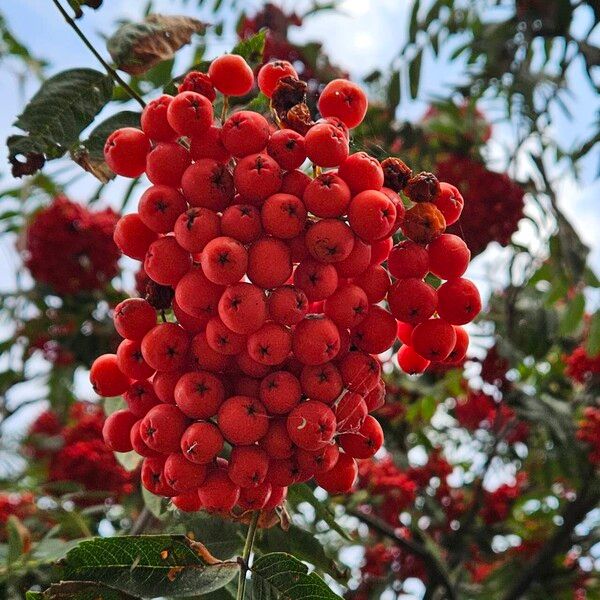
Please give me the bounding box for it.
[559,292,585,336]
[29,581,139,600]
[586,311,600,358]
[251,552,343,600]
[231,30,266,67]
[287,484,351,540]
[62,535,239,597]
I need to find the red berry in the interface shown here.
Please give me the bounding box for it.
[145,143,191,188]
[353,264,391,304]
[190,126,230,163]
[396,321,414,345]
[238,482,272,510]
[141,95,178,142]
[397,345,430,374]
[261,419,295,459]
[222,111,270,157]
[172,491,203,512]
[297,444,339,474]
[324,284,369,328]
[268,285,308,326]
[247,237,292,289]
[102,409,137,452]
[181,159,234,211]
[304,123,349,167]
[437,278,481,325]
[267,457,301,487]
[152,370,182,404]
[166,91,213,137]
[258,60,298,97]
[314,452,357,493]
[411,318,457,361]
[123,380,160,417]
[351,305,397,354]
[292,316,341,365]
[175,266,224,319]
[260,370,302,414]
[138,185,187,234]
[90,354,130,396]
[318,79,368,129]
[198,465,240,512]
[113,214,158,261]
[221,204,263,244]
[208,54,254,96]
[364,379,385,411]
[144,237,191,286]
[286,400,336,450]
[200,236,248,285]
[261,193,307,239]
[247,322,292,366]
[434,182,464,226]
[281,169,311,197]
[218,282,268,334]
[294,259,339,301]
[339,415,383,458]
[334,391,367,432]
[131,420,161,457]
[339,351,381,394]
[206,317,247,355]
[305,219,355,263]
[335,238,371,278]
[178,71,216,101]
[444,326,469,364]
[117,339,155,380]
[190,331,231,373]
[387,278,437,325]
[427,234,471,280]
[370,237,393,265]
[263,485,287,509]
[267,129,306,170]
[388,240,430,280]
[300,362,343,404]
[348,190,396,242]
[237,350,271,378]
[338,152,384,194]
[141,404,189,454]
[181,421,223,463]
[141,456,176,497]
[113,298,156,340]
[218,396,269,445]
[164,453,207,492]
[104,127,150,178]
[174,371,225,419]
[234,153,282,205]
[174,207,221,253]
[172,297,208,335]
[141,323,190,372]
[228,446,269,487]
[303,172,351,218]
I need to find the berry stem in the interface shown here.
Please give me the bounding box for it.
[50,0,146,108]
[220,95,230,123]
[236,510,260,600]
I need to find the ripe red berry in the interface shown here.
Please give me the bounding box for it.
[221,204,263,244]
[218,396,269,445]
[198,465,240,512]
[175,266,224,319]
[247,322,292,366]
[141,404,189,454]
[370,237,393,266]
[338,152,384,194]
[434,182,464,226]
[181,421,223,463]
[314,452,357,493]
[113,213,158,261]
[444,326,469,364]
[131,420,161,457]
[200,236,248,285]
[221,111,270,157]
[261,193,307,239]
[353,264,391,304]
[258,60,298,97]
[123,380,160,417]
[117,339,155,380]
[141,323,190,372]
[364,379,385,411]
[238,482,272,510]
[141,456,176,497]
[90,354,130,396]
[411,318,457,361]
[104,127,150,178]
[190,331,231,373]
[218,282,268,334]
[339,351,381,394]
[324,284,369,328]
[318,79,368,129]
[335,238,371,278]
[305,219,355,263]
[266,457,301,487]
[113,298,156,340]
[387,278,437,325]
[339,415,383,459]
[145,143,191,188]
[166,91,213,137]
[190,125,230,163]
[234,153,282,206]
[281,169,311,197]
[102,409,138,452]
[268,285,308,326]
[397,344,430,374]
[261,419,295,459]
[348,190,397,242]
[174,207,221,253]
[267,129,306,170]
[174,371,225,419]
[303,172,351,218]
[287,400,336,450]
[334,391,368,432]
[164,453,207,492]
[152,370,182,404]
[294,259,339,301]
[144,237,191,286]
[351,305,397,354]
[388,240,430,280]
[173,299,207,333]
[260,371,302,414]
[141,95,178,142]
[178,71,216,101]
[181,159,234,211]
[228,446,269,487]
[208,54,254,96]
[297,444,339,474]
[437,278,481,325]
[247,237,292,289]
[263,485,288,510]
[138,185,187,234]
[206,317,247,355]
[292,316,341,365]
[396,321,414,345]
[300,362,343,404]
[304,123,349,167]
[427,234,471,280]
[382,187,406,234]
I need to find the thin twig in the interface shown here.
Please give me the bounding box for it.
[237,511,260,600]
[50,0,146,108]
[130,506,152,535]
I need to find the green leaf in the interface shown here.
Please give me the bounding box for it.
[386,70,401,113]
[287,484,351,540]
[408,49,422,100]
[107,15,207,75]
[71,110,141,182]
[251,552,343,599]
[231,30,266,67]
[586,311,600,358]
[29,581,140,600]
[8,68,113,177]
[408,0,420,43]
[62,535,239,597]
[6,515,25,565]
[559,292,585,336]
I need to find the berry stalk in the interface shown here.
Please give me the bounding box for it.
[237,510,260,600]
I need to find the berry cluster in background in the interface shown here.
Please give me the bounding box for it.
[91,51,481,516]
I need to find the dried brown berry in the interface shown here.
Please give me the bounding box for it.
[404,172,441,203]
[271,76,307,121]
[381,157,412,192]
[282,103,314,135]
[145,280,175,310]
[401,202,446,244]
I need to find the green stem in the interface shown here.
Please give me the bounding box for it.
[50,0,146,108]
[236,511,260,600]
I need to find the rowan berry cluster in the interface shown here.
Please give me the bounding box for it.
[92,52,478,515]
